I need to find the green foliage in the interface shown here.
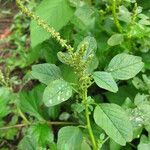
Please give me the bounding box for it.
[107,53,144,80]
[138,135,150,150]
[43,79,72,107]
[31,63,62,85]
[0,87,11,119]
[1,0,150,149]
[94,104,133,145]
[93,71,118,93]
[18,123,54,149]
[30,0,75,47]
[107,34,124,46]
[57,126,83,150]
[19,84,45,120]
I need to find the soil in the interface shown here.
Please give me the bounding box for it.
[0,1,18,50]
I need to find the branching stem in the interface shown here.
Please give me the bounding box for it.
[16,0,97,149]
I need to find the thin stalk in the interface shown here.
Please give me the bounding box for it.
[112,0,122,33]
[17,108,30,124]
[82,89,97,150]
[0,121,77,130]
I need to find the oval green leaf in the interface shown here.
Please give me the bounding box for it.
[94,104,133,146]
[92,71,118,93]
[43,79,72,107]
[107,34,124,46]
[107,53,144,80]
[57,126,83,150]
[31,63,62,85]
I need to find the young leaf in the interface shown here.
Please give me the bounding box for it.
[30,0,75,47]
[107,34,124,46]
[92,71,118,93]
[94,104,133,146]
[43,79,72,107]
[57,126,83,150]
[107,53,144,80]
[31,63,62,85]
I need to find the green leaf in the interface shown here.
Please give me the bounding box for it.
[138,135,150,150]
[19,85,45,120]
[28,124,54,146]
[60,64,78,84]
[109,140,121,150]
[18,135,36,150]
[118,6,131,23]
[87,56,99,73]
[81,140,91,150]
[107,53,144,80]
[30,0,75,47]
[94,104,133,145]
[31,63,62,85]
[71,5,95,30]
[105,85,137,105]
[107,34,124,46]
[0,87,11,119]
[57,126,83,150]
[92,71,118,93]
[43,79,72,107]
[18,123,53,149]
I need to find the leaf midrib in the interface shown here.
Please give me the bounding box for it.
[107,60,142,73]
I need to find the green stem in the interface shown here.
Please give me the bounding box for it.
[17,108,30,124]
[112,0,122,33]
[82,89,97,150]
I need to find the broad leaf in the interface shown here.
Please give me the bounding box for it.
[60,65,78,84]
[93,71,118,93]
[19,85,45,120]
[30,0,75,47]
[107,53,144,80]
[94,104,133,145]
[31,63,62,85]
[107,34,124,46]
[18,123,53,149]
[57,126,83,150]
[28,123,54,146]
[43,79,72,107]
